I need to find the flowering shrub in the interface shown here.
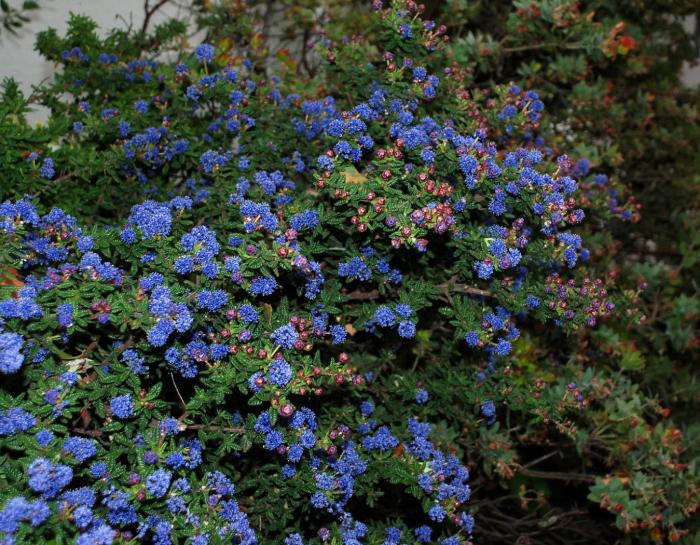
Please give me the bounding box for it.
[1,1,699,544]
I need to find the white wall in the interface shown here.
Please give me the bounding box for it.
[681,15,700,86]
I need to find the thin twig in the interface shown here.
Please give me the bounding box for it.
[71,427,104,438]
[142,0,172,34]
[80,339,100,359]
[517,468,595,482]
[115,336,135,356]
[170,372,187,409]
[521,449,562,469]
[344,282,492,301]
[450,283,492,297]
[501,42,584,54]
[186,424,245,433]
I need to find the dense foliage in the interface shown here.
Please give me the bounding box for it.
[0,1,698,544]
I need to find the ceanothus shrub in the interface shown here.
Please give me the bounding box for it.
[0,1,641,544]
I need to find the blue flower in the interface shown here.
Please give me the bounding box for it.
[238,304,259,324]
[73,505,93,528]
[271,324,299,349]
[159,417,180,435]
[133,99,149,114]
[362,426,399,452]
[464,331,480,347]
[285,533,305,545]
[0,497,51,533]
[197,290,228,311]
[415,526,432,543]
[0,295,42,322]
[57,303,74,328]
[110,395,134,419]
[493,338,511,356]
[338,257,372,281]
[374,306,396,327]
[330,325,346,344]
[413,67,427,81]
[474,259,494,280]
[489,239,507,257]
[428,504,446,522]
[0,407,36,436]
[174,256,194,275]
[488,193,506,216]
[481,400,496,418]
[395,304,412,317]
[200,149,230,173]
[0,332,24,374]
[264,430,284,450]
[525,295,540,309]
[185,84,201,102]
[63,437,97,463]
[195,43,215,63]
[458,512,475,533]
[27,458,73,498]
[249,276,278,296]
[127,200,172,240]
[289,210,319,231]
[76,523,114,545]
[415,389,429,404]
[40,158,55,179]
[268,359,293,387]
[121,348,147,375]
[397,321,416,338]
[90,462,108,478]
[147,319,174,347]
[146,469,172,498]
[35,429,54,447]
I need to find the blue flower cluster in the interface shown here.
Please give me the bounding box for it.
[338,247,402,285]
[0,332,24,374]
[146,286,193,347]
[174,226,221,278]
[368,304,416,339]
[110,394,134,419]
[0,2,634,542]
[121,200,172,241]
[271,323,299,350]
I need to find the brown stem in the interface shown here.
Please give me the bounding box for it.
[32,171,75,199]
[449,283,493,297]
[52,171,74,184]
[170,372,187,409]
[71,427,105,438]
[517,467,595,483]
[186,424,245,433]
[344,282,492,302]
[299,28,314,77]
[142,0,172,34]
[74,422,245,437]
[80,339,100,359]
[521,449,562,469]
[116,336,135,356]
[501,42,584,54]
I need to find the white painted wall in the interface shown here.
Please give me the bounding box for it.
[681,15,700,87]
